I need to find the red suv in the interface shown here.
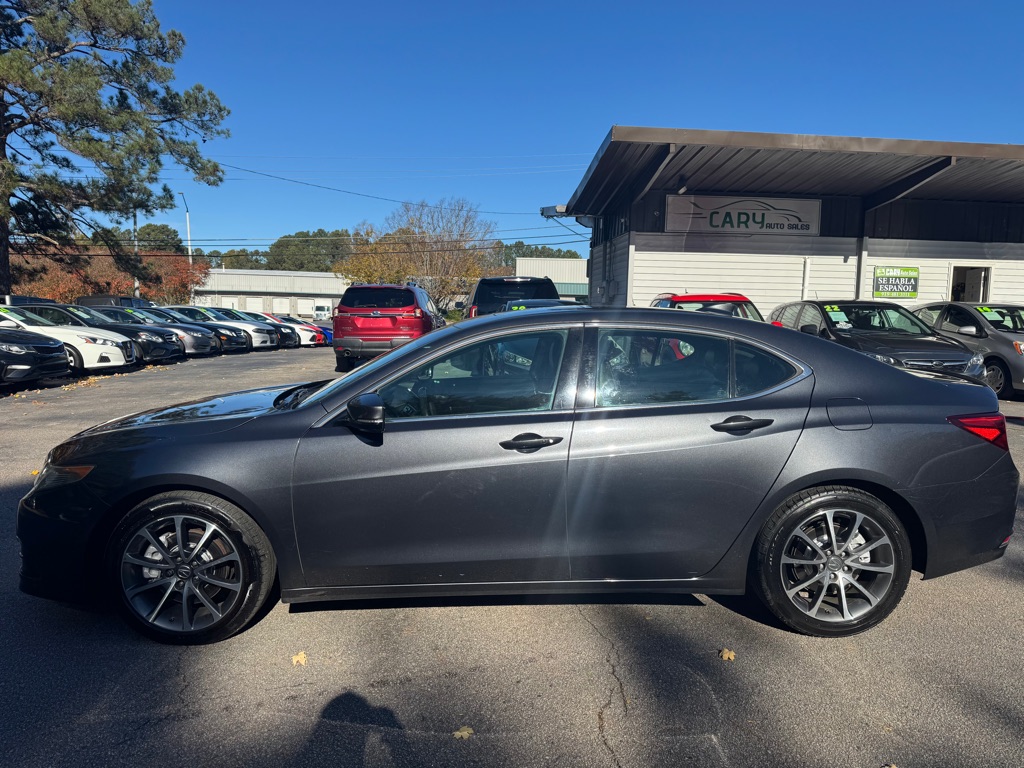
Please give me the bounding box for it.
[332,283,445,371]
[650,292,766,321]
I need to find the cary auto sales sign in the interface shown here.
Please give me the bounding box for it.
[666,196,821,236]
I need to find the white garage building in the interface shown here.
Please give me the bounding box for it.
[193,269,348,317]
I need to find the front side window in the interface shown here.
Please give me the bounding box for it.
[913,305,945,326]
[378,330,569,418]
[828,303,931,336]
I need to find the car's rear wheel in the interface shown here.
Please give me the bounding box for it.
[108,491,276,644]
[335,355,354,372]
[752,486,911,637]
[985,358,1012,399]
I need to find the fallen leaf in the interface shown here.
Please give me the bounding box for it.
[30,470,39,476]
[881,763,898,768]
[292,651,308,666]
[453,726,474,740]
[719,648,736,662]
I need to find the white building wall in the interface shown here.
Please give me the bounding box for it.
[514,257,587,283]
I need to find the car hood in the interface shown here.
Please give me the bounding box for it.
[0,327,62,345]
[74,383,295,437]
[834,332,970,358]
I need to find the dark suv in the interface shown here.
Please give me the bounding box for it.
[770,299,985,379]
[461,276,560,318]
[332,283,445,371]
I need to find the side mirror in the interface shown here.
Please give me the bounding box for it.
[0,318,17,328]
[799,324,819,335]
[956,325,981,337]
[345,393,385,433]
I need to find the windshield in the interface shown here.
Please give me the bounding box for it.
[97,307,144,323]
[218,308,254,321]
[975,305,1024,332]
[0,305,57,326]
[65,305,112,323]
[123,308,162,323]
[192,307,229,320]
[824,303,932,336]
[298,322,469,407]
[155,308,193,322]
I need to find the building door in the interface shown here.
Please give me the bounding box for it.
[951,266,989,302]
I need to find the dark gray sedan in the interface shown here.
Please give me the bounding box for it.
[18,307,1018,644]
[912,301,1024,399]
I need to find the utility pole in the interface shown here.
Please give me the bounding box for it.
[179,192,193,265]
[133,209,140,298]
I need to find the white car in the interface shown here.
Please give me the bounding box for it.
[0,305,135,372]
[238,310,324,346]
[164,306,280,350]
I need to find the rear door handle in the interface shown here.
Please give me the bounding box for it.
[500,433,564,453]
[710,415,774,433]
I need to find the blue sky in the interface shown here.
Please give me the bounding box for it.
[147,0,1024,257]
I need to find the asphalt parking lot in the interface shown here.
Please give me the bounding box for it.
[2,350,1023,768]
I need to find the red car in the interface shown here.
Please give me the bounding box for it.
[650,292,766,321]
[332,283,445,371]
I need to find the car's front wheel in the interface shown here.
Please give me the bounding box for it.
[108,491,276,644]
[985,359,1012,399]
[752,486,911,637]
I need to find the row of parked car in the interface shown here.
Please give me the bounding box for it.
[328,278,1024,399]
[649,291,1024,398]
[0,295,330,388]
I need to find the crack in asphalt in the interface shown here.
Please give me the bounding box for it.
[576,606,628,768]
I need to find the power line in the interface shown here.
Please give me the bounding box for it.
[216,162,541,215]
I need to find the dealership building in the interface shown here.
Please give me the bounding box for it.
[548,126,1024,313]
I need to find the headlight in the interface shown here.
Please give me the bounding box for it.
[33,464,94,490]
[0,342,29,354]
[864,352,897,366]
[215,327,237,336]
[136,331,161,342]
[969,352,985,368]
[1014,342,1024,356]
[184,330,204,338]
[77,335,118,347]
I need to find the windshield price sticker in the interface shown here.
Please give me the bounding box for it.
[826,307,849,322]
[976,306,1003,320]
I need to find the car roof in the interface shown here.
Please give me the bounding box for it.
[658,293,753,302]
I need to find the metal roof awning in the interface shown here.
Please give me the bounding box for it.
[563,126,1024,217]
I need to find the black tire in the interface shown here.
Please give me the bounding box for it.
[108,491,276,644]
[130,341,145,366]
[65,344,84,375]
[243,332,254,352]
[984,358,1012,399]
[752,486,911,637]
[335,355,354,373]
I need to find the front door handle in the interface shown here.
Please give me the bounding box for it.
[710,415,774,433]
[499,433,564,453]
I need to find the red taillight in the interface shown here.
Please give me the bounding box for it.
[414,308,422,318]
[332,306,340,317]
[469,305,478,318]
[947,413,1009,451]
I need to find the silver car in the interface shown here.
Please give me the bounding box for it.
[912,302,1024,398]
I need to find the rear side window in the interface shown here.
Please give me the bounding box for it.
[341,288,414,309]
[778,305,801,328]
[595,330,798,407]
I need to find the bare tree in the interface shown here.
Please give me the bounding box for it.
[383,198,498,312]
